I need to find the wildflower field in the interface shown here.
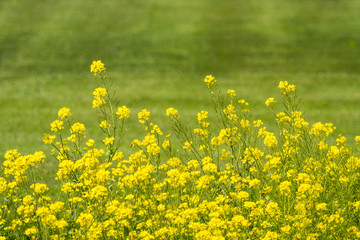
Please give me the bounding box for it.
[1,61,360,239]
[2,0,360,156]
[2,1,360,239]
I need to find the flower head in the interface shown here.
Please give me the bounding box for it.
[166,107,178,116]
[90,60,106,76]
[103,137,115,145]
[278,81,295,94]
[116,106,130,119]
[57,107,71,119]
[265,98,276,106]
[138,109,150,124]
[50,120,64,133]
[204,75,216,88]
[92,87,107,108]
[227,89,236,97]
[43,134,56,144]
[30,183,49,194]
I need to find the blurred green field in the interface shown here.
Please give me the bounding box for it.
[1,0,360,164]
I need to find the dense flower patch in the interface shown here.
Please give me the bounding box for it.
[0,61,360,239]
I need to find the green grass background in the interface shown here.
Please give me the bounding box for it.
[1,0,360,164]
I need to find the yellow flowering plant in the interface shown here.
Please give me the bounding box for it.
[0,61,360,239]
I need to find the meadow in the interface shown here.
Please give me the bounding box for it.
[1,0,360,156]
[1,0,360,238]
[1,65,360,238]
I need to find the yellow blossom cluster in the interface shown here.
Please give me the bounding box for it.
[57,107,71,119]
[93,87,107,109]
[278,80,296,94]
[116,105,130,119]
[204,75,216,88]
[1,63,360,239]
[90,60,106,76]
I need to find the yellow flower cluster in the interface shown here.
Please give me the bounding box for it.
[204,74,216,88]
[138,109,151,124]
[1,64,360,239]
[265,97,276,106]
[50,120,64,133]
[116,105,130,119]
[227,89,236,97]
[90,60,106,76]
[166,107,178,117]
[57,107,71,119]
[92,87,107,108]
[278,80,296,94]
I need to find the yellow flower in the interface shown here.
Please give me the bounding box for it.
[309,122,335,137]
[263,231,280,240]
[265,97,276,106]
[68,197,83,203]
[317,222,327,233]
[96,169,110,183]
[243,201,256,209]
[0,178,7,194]
[197,110,208,123]
[30,183,49,194]
[203,163,218,173]
[50,120,64,132]
[88,185,108,199]
[99,120,111,128]
[339,176,349,183]
[297,183,311,194]
[248,178,260,188]
[57,107,71,119]
[167,157,182,167]
[316,203,327,211]
[237,191,249,201]
[253,119,263,127]
[116,105,130,119]
[183,141,193,151]
[223,104,235,115]
[152,124,163,135]
[43,134,56,144]
[157,204,165,211]
[227,89,236,97]
[49,201,65,213]
[196,175,215,190]
[166,107,178,116]
[204,74,216,88]
[24,226,38,236]
[86,139,95,147]
[162,140,170,149]
[103,137,114,145]
[211,136,223,146]
[92,87,107,108]
[54,219,68,229]
[278,81,295,94]
[265,202,280,218]
[76,212,94,227]
[279,180,292,196]
[67,134,77,143]
[36,206,51,217]
[113,151,124,161]
[70,122,86,135]
[232,215,249,227]
[276,112,291,123]
[263,131,278,148]
[138,109,150,123]
[281,225,291,235]
[90,60,106,76]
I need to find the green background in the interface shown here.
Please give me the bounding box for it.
[1,0,360,160]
